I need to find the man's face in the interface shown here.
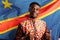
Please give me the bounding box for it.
[29,4,40,18]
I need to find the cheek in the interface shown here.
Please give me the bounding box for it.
[36,11,39,13]
[34,12,38,16]
[35,11,39,15]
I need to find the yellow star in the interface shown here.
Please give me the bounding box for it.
[2,0,12,8]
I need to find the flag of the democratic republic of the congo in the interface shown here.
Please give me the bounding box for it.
[0,0,60,40]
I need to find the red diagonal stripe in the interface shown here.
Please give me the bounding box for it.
[0,0,59,32]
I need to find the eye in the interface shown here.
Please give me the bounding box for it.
[32,8,35,10]
[36,8,39,11]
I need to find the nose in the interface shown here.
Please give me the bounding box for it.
[33,8,36,12]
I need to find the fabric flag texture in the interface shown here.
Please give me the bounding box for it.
[0,0,60,40]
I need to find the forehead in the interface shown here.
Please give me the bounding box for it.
[30,4,40,8]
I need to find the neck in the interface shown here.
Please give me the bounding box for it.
[29,16,37,19]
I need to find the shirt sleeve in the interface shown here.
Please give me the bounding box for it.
[45,27,52,40]
[14,24,25,40]
[41,26,52,40]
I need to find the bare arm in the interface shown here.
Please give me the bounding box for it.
[14,24,25,40]
[45,27,52,40]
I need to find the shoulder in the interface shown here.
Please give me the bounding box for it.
[37,19,46,27]
[38,19,46,24]
[20,19,29,27]
[20,19,29,24]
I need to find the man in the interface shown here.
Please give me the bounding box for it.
[14,2,51,40]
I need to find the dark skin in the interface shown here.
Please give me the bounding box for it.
[14,4,52,40]
[29,4,51,40]
[29,4,40,18]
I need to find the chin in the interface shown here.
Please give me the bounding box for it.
[33,16,37,18]
[30,15,37,18]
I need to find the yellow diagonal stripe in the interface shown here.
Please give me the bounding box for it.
[0,7,60,34]
[0,0,57,23]
[41,0,57,9]
[38,7,60,19]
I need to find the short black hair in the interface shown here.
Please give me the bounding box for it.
[29,2,41,7]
